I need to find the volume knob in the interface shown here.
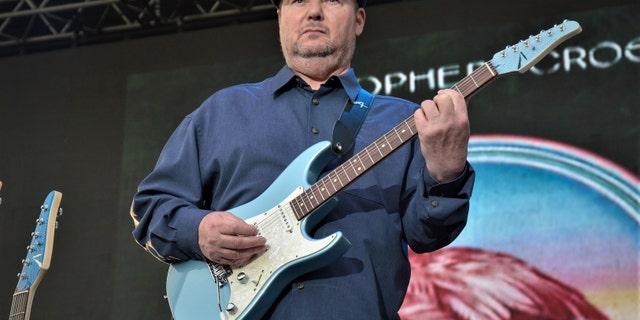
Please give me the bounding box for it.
[237,272,248,284]
[226,303,237,314]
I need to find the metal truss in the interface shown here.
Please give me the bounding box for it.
[0,0,277,55]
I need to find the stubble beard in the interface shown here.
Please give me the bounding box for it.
[283,38,355,82]
[293,43,335,58]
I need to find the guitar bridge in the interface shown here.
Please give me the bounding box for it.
[207,262,231,287]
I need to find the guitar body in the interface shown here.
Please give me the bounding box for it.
[166,141,352,320]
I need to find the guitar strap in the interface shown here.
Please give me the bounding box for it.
[331,88,375,155]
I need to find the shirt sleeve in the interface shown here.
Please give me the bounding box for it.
[130,115,210,263]
[401,147,475,253]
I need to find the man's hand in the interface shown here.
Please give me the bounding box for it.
[198,211,268,267]
[414,89,470,183]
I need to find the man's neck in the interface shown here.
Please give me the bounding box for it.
[287,57,351,90]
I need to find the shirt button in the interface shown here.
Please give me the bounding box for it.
[311,127,319,134]
[311,98,319,105]
[296,282,305,290]
[430,200,439,207]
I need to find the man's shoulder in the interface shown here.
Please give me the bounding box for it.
[189,77,277,118]
[212,78,275,98]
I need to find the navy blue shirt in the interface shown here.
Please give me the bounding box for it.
[131,66,474,319]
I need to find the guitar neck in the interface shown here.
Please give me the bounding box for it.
[290,62,498,220]
[9,190,62,320]
[9,290,32,320]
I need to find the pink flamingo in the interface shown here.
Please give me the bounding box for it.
[400,247,608,320]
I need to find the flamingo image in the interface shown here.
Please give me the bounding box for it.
[400,247,608,320]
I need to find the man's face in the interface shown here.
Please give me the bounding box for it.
[278,0,365,69]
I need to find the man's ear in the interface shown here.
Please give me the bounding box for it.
[355,8,366,36]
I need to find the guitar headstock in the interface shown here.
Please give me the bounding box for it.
[15,191,63,292]
[490,20,582,75]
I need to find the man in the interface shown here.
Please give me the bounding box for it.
[131,0,474,318]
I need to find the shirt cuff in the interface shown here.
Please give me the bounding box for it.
[172,207,211,261]
[422,161,473,198]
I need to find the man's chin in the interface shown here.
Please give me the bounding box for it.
[291,39,334,56]
[294,47,335,59]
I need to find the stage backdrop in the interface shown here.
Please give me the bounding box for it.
[119,3,638,320]
[0,1,637,319]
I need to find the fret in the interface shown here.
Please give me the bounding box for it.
[291,199,302,219]
[485,61,497,77]
[452,84,463,96]
[333,169,345,187]
[315,186,323,202]
[299,194,311,214]
[318,179,329,201]
[408,118,417,133]
[392,127,404,144]
[325,174,338,194]
[459,63,495,97]
[381,135,392,153]
[307,189,318,207]
[356,153,366,172]
[330,171,343,190]
[363,146,376,167]
[346,157,358,181]
[469,73,479,87]
[297,198,307,220]
[373,139,385,158]
[313,186,323,204]
[308,188,320,207]
[353,154,365,175]
[402,118,417,140]
[292,197,302,218]
[320,177,329,195]
[339,165,351,183]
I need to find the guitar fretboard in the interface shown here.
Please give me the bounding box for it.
[9,290,29,320]
[290,62,498,220]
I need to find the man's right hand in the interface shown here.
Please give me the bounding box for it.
[198,211,268,267]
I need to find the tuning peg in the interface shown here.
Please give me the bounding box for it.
[559,19,570,32]
[41,204,49,211]
[58,207,63,217]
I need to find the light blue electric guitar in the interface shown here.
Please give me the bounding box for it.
[166,20,582,320]
[9,191,63,320]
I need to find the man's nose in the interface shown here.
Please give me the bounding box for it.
[307,1,323,20]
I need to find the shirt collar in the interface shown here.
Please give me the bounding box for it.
[272,65,362,101]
